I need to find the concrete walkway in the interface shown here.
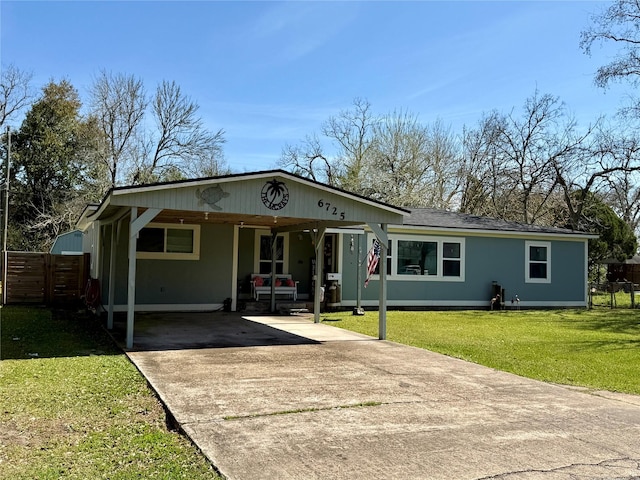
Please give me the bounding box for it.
[124,313,640,480]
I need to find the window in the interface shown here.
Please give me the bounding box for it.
[442,242,461,277]
[137,223,200,260]
[526,241,550,283]
[397,240,437,275]
[369,234,464,281]
[255,231,288,274]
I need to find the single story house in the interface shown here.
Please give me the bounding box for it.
[76,170,596,348]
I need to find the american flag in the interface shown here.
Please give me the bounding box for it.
[364,239,381,288]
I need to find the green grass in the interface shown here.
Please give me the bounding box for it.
[0,307,220,480]
[590,289,638,308]
[321,308,640,395]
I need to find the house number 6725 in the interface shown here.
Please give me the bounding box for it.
[317,199,345,220]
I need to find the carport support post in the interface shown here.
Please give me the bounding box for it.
[107,223,117,330]
[126,207,161,349]
[368,222,389,340]
[379,224,388,340]
[312,227,326,323]
[126,208,138,349]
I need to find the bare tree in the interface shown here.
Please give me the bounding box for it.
[458,113,505,216]
[89,71,147,188]
[324,97,376,192]
[280,134,335,184]
[581,0,640,115]
[281,99,461,207]
[460,92,588,226]
[364,110,437,207]
[134,80,227,182]
[592,122,640,233]
[90,74,227,186]
[279,98,375,187]
[421,120,462,210]
[0,64,34,129]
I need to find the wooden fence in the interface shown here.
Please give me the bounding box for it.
[4,252,90,306]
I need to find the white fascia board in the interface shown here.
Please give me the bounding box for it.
[75,204,100,231]
[388,224,598,241]
[110,171,408,217]
[84,192,115,224]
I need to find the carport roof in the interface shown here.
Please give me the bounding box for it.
[77,170,408,231]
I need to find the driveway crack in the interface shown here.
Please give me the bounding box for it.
[474,457,640,479]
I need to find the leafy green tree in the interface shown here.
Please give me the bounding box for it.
[581,192,637,267]
[10,80,101,251]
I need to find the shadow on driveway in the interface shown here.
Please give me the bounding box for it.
[110,312,319,351]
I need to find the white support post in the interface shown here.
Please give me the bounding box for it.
[126,207,161,349]
[367,222,389,340]
[379,223,388,340]
[313,227,326,323]
[231,225,239,312]
[126,208,138,349]
[107,223,117,329]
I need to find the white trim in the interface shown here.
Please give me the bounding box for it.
[340,299,588,308]
[253,229,289,273]
[387,224,598,241]
[111,303,224,312]
[136,223,201,261]
[525,241,551,284]
[336,232,344,282]
[367,233,466,282]
[108,170,408,216]
[326,227,365,235]
[583,238,589,305]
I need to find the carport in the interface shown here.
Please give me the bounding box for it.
[77,170,407,348]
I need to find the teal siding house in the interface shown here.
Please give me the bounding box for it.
[339,209,594,309]
[76,171,595,347]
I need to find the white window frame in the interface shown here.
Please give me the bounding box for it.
[253,230,289,274]
[525,241,551,283]
[367,233,465,282]
[136,223,201,261]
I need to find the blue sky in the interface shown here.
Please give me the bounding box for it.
[1,1,628,172]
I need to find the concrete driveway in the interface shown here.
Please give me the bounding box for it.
[123,312,640,480]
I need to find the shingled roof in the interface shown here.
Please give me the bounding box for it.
[403,208,595,237]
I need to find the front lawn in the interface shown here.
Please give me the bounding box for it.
[0,307,220,480]
[321,308,640,395]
